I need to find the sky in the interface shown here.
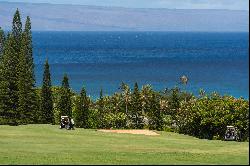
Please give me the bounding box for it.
[1,0,249,10]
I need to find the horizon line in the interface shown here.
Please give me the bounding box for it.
[1,1,249,12]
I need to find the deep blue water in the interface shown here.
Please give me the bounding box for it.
[33,32,249,99]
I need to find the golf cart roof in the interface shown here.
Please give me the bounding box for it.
[227,126,235,128]
[61,116,69,118]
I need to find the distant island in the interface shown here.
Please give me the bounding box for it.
[0,1,249,32]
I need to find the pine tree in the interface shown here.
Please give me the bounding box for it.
[131,82,143,129]
[23,16,35,85]
[17,16,39,124]
[0,27,5,57]
[99,88,104,111]
[0,9,24,125]
[148,93,163,130]
[75,86,89,128]
[12,9,22,56]
[40,59,53,124]
[0,34,20,125]
[97,88,104,128]
[58,74,72,119]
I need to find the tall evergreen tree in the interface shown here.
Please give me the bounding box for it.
[131,82,143,129]
[58,74,72,119]
[75,86,89,128]
[23,16,35,85]
[0,27,5,57]
[0,34,20,125]
[99,88,104,111]
[40,59,53,124]
[97,88,104,128]
[12,9,22,56]
[148,93,163,130]
[0,9,24,125]
[17,16,39,124]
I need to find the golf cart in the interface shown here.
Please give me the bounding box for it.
[60,116,71,130]
[224,126,240,141]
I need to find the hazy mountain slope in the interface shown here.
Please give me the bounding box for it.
[0,1,249,31]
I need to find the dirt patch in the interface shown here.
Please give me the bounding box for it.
[98,129,160,136]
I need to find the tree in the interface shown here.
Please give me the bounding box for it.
[131,82,143,129]
[148,93,163,130]
[0,9,24,125]
[17,36,33,124]
[99,88,104,110]
[74,86,89,128]
[58,74,72,119]
[180,75,188,85]
[17,16,39,124]
[0,27,5,56]
[141,84,153,115]
[120,82,131,115]
[12,9,22,56]
[0,34,20,125]
[168,87,180,119]
[97,88,104,128]
[40,59,53,124]
[23,16,35,85]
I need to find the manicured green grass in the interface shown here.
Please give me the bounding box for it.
[0,125,248,165]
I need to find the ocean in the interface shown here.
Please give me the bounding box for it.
[32,31,249,99]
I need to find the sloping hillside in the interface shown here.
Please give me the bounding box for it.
[0,1,249,31]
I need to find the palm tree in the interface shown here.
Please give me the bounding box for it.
[180,75,188,85]
[120,82,131,115]
[180,75,188,102]
[141,84,153,115]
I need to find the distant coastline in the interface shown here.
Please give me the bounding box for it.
[0,1,249,32]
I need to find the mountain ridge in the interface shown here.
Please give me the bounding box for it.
[0,1,249,31]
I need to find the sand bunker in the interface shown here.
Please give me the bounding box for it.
[98,129,160,136]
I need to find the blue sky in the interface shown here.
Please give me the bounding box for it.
[1,0,249,10]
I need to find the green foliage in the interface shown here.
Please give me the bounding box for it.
[17,34,36,124]
[12,9,22,40]
[175,93,249,141]
[162,115,174,132]
[130,82,144,129]
[148,93,163,131]
[17,15,38,124]
[81,109,100,129]
[0,10,37,125]
[169,87,180,117]
[51,86,65,124]
[0,27,5,56]
[57,74,72,120]
[40,59,53,124]
[0,34,20,125]
[119,82,131,115]
[74,86,90,128]
[96,88,105,128]
[12,9,22,58]
[102,112,127,129]
[23,16,35,84]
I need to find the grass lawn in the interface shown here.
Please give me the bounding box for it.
[0,124,249,165]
